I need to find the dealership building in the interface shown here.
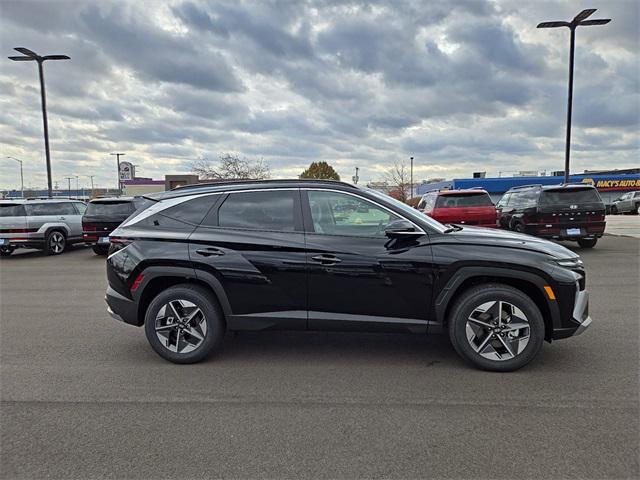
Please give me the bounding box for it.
[416,170,640,205]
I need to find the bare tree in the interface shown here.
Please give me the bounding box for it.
[192,153,271,180]
[384,160,412,202]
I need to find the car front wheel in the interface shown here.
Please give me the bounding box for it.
[0,246,15,257]
[144,284,225,364]
[448,284,545,372]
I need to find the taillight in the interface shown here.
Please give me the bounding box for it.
[130,274,145,293]
[83,225,97,231]
[109,236,133,245]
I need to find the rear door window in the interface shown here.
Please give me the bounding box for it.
[217,191,297,231]
[0,204,26,217]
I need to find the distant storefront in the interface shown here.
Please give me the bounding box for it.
[416,173,640,205]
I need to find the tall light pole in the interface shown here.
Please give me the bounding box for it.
[7,156,24,198]
[8,47,70,198]
[537,9,611,184]
[352,167,360,185]
[410,156,414,198]
[110,153,125,192]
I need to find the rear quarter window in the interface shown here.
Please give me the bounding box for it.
[0,204,26,217]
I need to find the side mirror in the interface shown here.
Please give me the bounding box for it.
[384,219,421,237]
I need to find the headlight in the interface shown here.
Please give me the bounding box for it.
[555,257,583,268]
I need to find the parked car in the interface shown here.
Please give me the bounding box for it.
[610,191,640,215]
[0,198,86,256]
[417,189,497,227]
[496,184,606,248]
[105,180,592,371]
[83,197,150,255]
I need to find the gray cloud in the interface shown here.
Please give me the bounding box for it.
[0,0,638,190]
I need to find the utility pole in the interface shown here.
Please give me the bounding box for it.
[110,153,125,192]
[8,48,70,198]
[64,176,74,197]
[537,9,611,184]
[7,156,24,198]
[86,175,95,198]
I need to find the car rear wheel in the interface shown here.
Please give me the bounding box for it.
[577,238,597,248]
[0,246,15,257]
[610,205,618,215]
[45,230,66,255]
[448,284,545,372]
[92,245,109,255]
[144,284,225,364]
[513,222,524,233]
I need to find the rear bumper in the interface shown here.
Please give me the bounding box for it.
[105,286,140,326]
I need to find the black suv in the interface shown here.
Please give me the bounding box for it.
[496,184,606,248]
[105,180,591,371]
[82,197,150,255]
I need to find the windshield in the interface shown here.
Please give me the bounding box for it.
[364,188,448,233]
[436,193,493,208]
[539,188,602,205]
[0,204,26,217]
[86,201,134,216]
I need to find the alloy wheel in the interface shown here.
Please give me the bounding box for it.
[49,232,65,254]
[465,300,530,361]
[154,300,207,354]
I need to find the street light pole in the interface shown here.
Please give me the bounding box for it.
[537,9,611,184]
[110,153,126,192]
[7,156,24,198]
[8,48,70,198]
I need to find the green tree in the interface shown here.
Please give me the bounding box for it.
[300,161,340,180]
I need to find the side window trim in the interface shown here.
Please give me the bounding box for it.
[300,188,424,237]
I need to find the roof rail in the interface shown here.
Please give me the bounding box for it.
[509,184,543,190]
[171,178,356,191]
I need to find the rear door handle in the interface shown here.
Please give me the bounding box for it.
[311,254,342,265]
[195,247,225,257]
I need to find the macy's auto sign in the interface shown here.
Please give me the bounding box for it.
[581,177,640,191]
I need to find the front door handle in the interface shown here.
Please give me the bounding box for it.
[195,247,225,257]
[311,254,342,265]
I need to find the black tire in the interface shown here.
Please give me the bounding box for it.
[635,203,640,215]
[448,284,545,372]
[44,230,66,255]
[144,284,225,364]
[577,238,597,248]
[513,222,525,233]
[0,246,15,257]
[92,245,109,255]
[610,205,617,215]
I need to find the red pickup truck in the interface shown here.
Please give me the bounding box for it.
[417,189,497,228]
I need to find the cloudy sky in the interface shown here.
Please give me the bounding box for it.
[0,0,638,190]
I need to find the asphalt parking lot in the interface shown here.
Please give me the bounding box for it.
[1,236,638,479]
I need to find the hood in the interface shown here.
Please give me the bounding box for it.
[448,226,577,259]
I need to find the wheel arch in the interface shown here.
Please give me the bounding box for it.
[135,267,231,326]
[434,267,558,342]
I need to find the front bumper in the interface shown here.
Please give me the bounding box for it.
[552,286,592,339]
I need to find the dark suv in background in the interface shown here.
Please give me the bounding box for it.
[105,180,592,371]
[497,184,606,248]
[82,197,150,255]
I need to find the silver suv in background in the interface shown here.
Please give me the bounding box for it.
[610,191,640,215]
[0,199,87,256]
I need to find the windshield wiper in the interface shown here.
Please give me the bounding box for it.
[443,223,464,233]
